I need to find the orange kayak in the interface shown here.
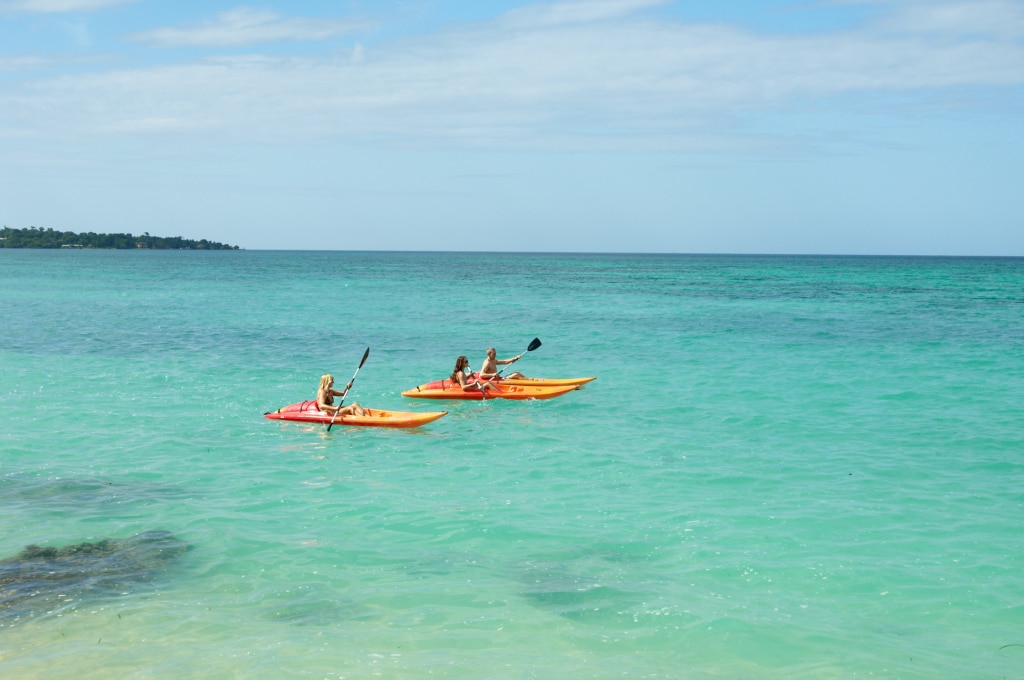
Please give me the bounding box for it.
[401,383,578,400]
[264,401,447,427]
[411,375,595,391]
[497,376,595,387]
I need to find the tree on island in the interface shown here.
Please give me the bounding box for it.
[0,226,239,250]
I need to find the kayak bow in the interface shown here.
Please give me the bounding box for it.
[494,376,595,387]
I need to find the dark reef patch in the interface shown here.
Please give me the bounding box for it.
[0,530,189,621]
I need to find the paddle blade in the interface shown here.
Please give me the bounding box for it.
[358,346,370,368]
[526,337,541,352]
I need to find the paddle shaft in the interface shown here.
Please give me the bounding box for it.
[327,347,370,431]
[500,337,541,377]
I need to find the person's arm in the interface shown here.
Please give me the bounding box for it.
[322,383,353,410]
[496,355,521,366]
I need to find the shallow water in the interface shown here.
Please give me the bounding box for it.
[1,250,1022,678]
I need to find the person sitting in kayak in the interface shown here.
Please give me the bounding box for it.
[317,374,367,417]
[449,355,496,395]
[479,347,526,381]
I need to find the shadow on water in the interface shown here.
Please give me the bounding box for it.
[0,531,190,624]
[0,475,188,508]
[513,545,654,626]
[260,587,375,626]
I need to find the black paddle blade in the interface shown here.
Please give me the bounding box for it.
[527,338,541,352]
[359,347,370,367]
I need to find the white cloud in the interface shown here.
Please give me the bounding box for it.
[500,0,669,28]
[128,6,370,48]
[101,116,215,133]
[834,0,1024,39]
[2,0,1023,150]
[0,55,51,70]
[880,0,1024,39]
[0,0,133,11]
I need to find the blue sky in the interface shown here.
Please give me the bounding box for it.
[1,0,1022,254]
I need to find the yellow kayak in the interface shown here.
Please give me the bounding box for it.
[487,376,595,387]
[401,383,579,401]
[410,375,595,391]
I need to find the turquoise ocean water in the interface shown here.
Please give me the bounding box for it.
[1,250,1022,679]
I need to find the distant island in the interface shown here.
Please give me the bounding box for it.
[0,226,239,250]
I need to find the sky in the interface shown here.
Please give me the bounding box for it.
[1,0,1022,254]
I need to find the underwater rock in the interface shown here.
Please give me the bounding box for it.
[0,530,189,619]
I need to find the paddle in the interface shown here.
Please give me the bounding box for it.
[327,347,370,432]
[503,337,541,376]
[477,337,541,398]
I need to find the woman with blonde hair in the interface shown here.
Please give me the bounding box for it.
[316,373,367,417]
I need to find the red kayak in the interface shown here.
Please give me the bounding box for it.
[265,401,447,428]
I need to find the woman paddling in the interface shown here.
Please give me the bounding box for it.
[317,374,367,417]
